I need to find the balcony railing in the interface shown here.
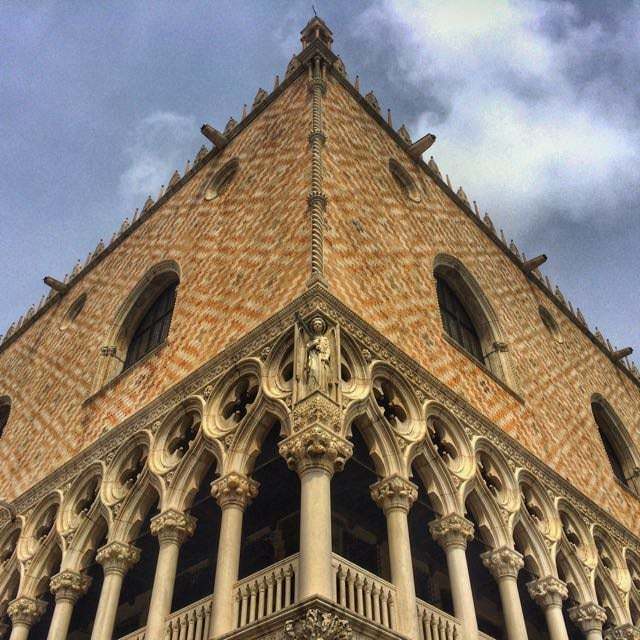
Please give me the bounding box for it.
[233,554,299,629]
[416,598,460,640]
[331,553,397,632]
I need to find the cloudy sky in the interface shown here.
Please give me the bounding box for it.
[1,1,638,356]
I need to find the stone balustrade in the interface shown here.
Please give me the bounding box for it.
[416,598,460,640]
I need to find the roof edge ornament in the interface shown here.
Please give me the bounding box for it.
[301,16,333,50]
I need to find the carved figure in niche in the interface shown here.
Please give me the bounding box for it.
[295,314,338,400]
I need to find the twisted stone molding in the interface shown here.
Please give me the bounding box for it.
[527,576,569,608]
[481,546,524,580]
[6,596,46,627]
[210,472,259,510]
[95,541,140,577]
[3,286,640,563]
[49,569,91,604]
[370,475,418,514]
[569,602,608,633]
[279,425,352,476]
[150,509,196,546]
[284,607,352,640]
[429,514,475,551]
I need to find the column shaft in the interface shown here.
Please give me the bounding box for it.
[544,605,569,640]
[298,467,333,599]
[46,600,74,640]
[9,626,29,640]
[145,541,181,640]
[445,544,479,640]
[90,572,124,640]
[496,576,528,640]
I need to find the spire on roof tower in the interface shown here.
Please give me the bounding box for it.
[300,16,333,50]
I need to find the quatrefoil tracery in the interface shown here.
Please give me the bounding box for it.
[34,505,57,542]
[373,380,407,425]
[477,453,503,497]
[428,418,458,464]
[119,446,148,492]
[167,415,200,459]
[221,377,259,424]
[74,477,100,517]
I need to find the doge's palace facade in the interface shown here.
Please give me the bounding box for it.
[1,17,639,640]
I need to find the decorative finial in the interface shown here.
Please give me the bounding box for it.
[354,75,360,92]
[387,109,392,127]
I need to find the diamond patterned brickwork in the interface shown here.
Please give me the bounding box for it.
[321,73,640,532]
[0,74,311,500]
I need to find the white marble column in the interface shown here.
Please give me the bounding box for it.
[527,576,570,640]
[91,541,140,640]
[429,514,478,640]
[569,602,608,640]
[481,547,527,640]
[145,510,196,640]
[279,416,352,601]
[209,472,259,638]
[47,570,91,640]
[371,474,419,639]
[7,597,46,640]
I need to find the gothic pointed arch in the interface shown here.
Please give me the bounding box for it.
[591,395,640,495]
[433,254,515,387]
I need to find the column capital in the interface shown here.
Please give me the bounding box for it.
[210,472,259,510]
[50,569,92,604]
[429,514,474,550]
[6,596,46,628]
[481,546,524,580]
[370,474,418,514]
[279,424,352,476]
[527,576,568,609]
[150,509,196,546]
[96,541,140,576]
[606,624,640,640]
[568,602,608,634]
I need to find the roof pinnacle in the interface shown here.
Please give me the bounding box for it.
[300,16,333,50]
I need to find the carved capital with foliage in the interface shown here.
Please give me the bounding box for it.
[569,602,608,633]
[7,597,46,628]
[481,547,524,580]
[95,541,140,576]
[527,576,568,609]
[429,514,474,550]
[210,472,259,510]
[150,509,196,546]
[50,570,91,603]
[284,608,352,640]
[606,624,640,640]
[293,391,342,433]
[279,425,352,476]
[370,475,418,514]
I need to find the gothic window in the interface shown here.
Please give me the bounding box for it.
[436,277,484,364]
[204,158,239,201]
[124,282,177,370]
[539,305,563,343]
[0,398,10,438]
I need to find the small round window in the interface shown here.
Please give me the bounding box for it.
[539,305,563,343]
[0,398,11,438]
[60,293,87,330]
[204,158,239,201]
[389,158,421,203]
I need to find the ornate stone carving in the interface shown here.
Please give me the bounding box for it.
[279,425,352,476]
[295,316,338,401]
[370,475,418,514]
[95,541,140,576]
[284,608,352,640]
[210,472,259,510]
[6,597,46,627]
[568,602,608,633]
[292,391,341,434]
[429,514,474,550]
[527,576,568,608]
[606,624,640,640]
[481,547,524,580]
[150,509,196,546]
[50,569,91,603]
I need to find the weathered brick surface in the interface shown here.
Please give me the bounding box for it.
[0,74,311,499]
[322,73,640,533]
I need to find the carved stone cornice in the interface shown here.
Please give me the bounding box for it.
[279,425,352,476]
[292,391,341,433]
[428,514,474,550]
[606,624,640,640]
[370,475,418,514]
[49,570,91,603]
[568,602,608,633]
[6,596,46,627]
[95,541,140,576]
[527,576,569,608]
[284,607,352,639]
[481,547,524,580]
[210,472,259,510]
[150,509,196,546]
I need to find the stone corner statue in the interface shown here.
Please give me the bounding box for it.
[295,313,338,401]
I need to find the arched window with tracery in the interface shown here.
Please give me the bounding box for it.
[436,277,484,364]
[591,399,640,494]
[0,397,10,438]
[124,281,177,370]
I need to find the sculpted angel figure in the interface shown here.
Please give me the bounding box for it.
[296,314,335,396]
